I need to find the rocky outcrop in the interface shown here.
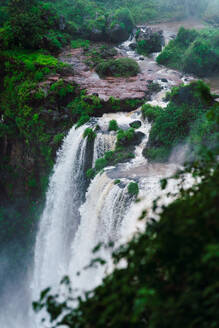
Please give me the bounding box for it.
[136,26,165,53]
[106,24,130,43]
[59,47,185,102]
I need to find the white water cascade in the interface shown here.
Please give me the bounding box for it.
[33,125,90,296]
[69,172,132,293]
[32,108,182,322]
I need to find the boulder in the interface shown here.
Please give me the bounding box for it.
[107,24,129,43]
[129,120,142,129]
[130,131,145,146]
[129,42,137,50]
[136,27,165,53]
[160,78,168,83]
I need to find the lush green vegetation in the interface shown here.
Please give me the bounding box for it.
[108,119,119,131]
[34,156,219,328]
[136,32,163,55]
[96,58,140,78]
[157,27,219,76]
[143,81,218,162]
[128,182,139,196]
[86,127,139,178]
[71,39,90,49]
[0,1,213,52]
[0,1,218,327]
[83,127,97,141]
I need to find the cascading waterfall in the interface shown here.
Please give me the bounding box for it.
[32,109,180,320]
[69,173,133,293]
[30,21,196,324]
[33,124,90,296]
[92,133,116,167]
[0,19,209,328]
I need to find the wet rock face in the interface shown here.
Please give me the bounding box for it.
[136,27,165,53]
[129,42,137,50]
[107,24,129,43]
[129,120,142,129]
[59,46,185,102]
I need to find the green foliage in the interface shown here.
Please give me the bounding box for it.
[128,182,139,196]
[137,32,162,55]
[116,128,135,146]
[113,8,134,33]
[53,133,65,145]
[68,92,103,127]
[141,103,162,122]
[83,128,96,140]
[0,48,79,198]
[50,79,75,98]
[157,27,219,76]
[71,39,90,49]
[85,45,118,69]
[86,168,95,179]
[95,158,108,171]
[143,81,218,162]
[129,121,141,129]
[86,127,138,179]
[108,119,119,131]
[114,179,121,185]
[1,0,70,51]
[96,58,140,78]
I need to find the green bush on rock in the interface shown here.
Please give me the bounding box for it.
[143,81,218,162]
[128,182,139,196]
[96,58,140,78]
[157,27,219,76]
[83,128,96,140]
[109,120,119,131]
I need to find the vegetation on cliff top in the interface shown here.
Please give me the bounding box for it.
[143,81,218,162]
[157,27,219,76]
[96,57,140,78]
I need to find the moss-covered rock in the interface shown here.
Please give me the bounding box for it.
[95,58,140,78]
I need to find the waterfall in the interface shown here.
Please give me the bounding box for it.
[33,125,89,296]
[92,133,116,167]
[68,173,132,293]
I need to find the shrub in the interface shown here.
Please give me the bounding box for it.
[108,119,119,131]
[53,133,65,145]
[76,115,90,127]
[71,39,90,49]
[128,182,139,196]
[137,32,163,55]
[83,128,96,141]
[157,27,219,76]
[142,104,162,122]
[117,128,135,146]
[95,58,140,78]
[95,158,108,171]
[86,168,95,180]
[114,8,134,33]
[144,81,217,162]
